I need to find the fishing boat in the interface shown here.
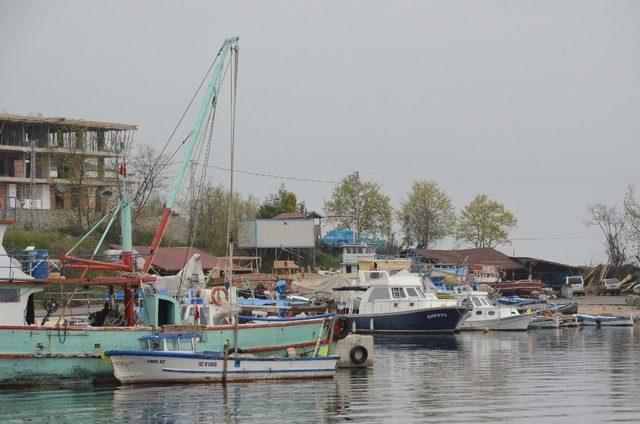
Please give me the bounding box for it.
[0,37,338,386]
[106,333,338,384]
[455,289,536,331]
[573,314,634,327]
[492,279,542,296]
[498,295,549,312]
[528,315,560,329]
[342,271,469,334]
[548,301,579,315]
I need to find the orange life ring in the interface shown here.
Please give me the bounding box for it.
[210,287,229,306]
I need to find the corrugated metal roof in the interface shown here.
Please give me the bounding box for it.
[417,247,524,270]
[109,245,249,273]
[0,112,137,131]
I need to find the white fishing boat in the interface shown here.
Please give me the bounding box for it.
[106,333,339,384]
[573,314,634,327]
[455,289,536,331]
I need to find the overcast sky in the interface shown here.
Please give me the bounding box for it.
[1,1,639,265]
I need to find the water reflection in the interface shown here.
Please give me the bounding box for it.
[1,328,639,423]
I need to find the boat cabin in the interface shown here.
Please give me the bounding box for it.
[358,270,452,314]
[138,333,201,353]
[454,289,520,319]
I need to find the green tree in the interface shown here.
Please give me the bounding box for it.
[324,172,392,240]
[456,194,517,248]
[190,184,259,255]
[398,180,455,248]
[256,185,299,219]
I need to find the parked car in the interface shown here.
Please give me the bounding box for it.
[597,278,621,295]
[562,276,585,296]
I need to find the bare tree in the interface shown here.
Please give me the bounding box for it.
[129,144,169,222]
[623,184,640,263]
[585,203,627,271]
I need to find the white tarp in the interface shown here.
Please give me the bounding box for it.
[148,254,206,297]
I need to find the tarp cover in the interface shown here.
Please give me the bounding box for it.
[322,229,355,246]
[148,254,206,297]
[295,274,362,307]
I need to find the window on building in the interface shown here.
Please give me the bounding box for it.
[368,288,390,302]
[391,287,406,299]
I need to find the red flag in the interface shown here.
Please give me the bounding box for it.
[194,304,200,324]
[119,164,127,177]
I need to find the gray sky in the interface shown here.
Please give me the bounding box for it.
[2,0,639,265]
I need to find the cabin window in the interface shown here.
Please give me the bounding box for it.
[475,311,483,315]
[368,288,390,302]
[166,339,179,351]
[391,287,406,299]
[488,311,495,316]
[416,289,427,299]
[472,298,482,307]
[405,288,419,298]
[0,288,19,303]
[479,298,490,306]
[150,340,163,351]
[140,340,150,350]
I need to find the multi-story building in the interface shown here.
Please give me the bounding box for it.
[0,112,137,211]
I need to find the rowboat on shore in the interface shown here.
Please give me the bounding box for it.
[573,314,634,327]
[106,333,338,384]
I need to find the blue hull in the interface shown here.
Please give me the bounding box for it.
[347,307,469,334]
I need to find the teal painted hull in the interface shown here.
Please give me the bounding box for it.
[0,319,329,385]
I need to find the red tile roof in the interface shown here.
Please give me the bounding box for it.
[417,247,524,271]
[109,245,249,273]
[272,211,323,220]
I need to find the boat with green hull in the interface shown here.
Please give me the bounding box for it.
[0,37,339,387]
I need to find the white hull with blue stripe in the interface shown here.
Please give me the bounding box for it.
[574,314,634,327]
[107,350,338,384]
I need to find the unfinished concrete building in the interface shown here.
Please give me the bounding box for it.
[0,113,137,211]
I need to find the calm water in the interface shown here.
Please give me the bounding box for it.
[2,328,639,423]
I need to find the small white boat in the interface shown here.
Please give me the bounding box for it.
[106,333,339,384]
[573,314,634,327]
[455,289,536,331]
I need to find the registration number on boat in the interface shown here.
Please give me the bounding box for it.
[198,361,218,367]
[426,313,447,319]
[146,359,166,364]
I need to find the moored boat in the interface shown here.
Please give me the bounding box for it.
[528,315,560,329]
[456,289,536,331]
[106,333,338,384]
[343,271,469,334]
[573,314,634,327]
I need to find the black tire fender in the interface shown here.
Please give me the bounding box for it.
[333,316,350,340]
[349,345,368,365]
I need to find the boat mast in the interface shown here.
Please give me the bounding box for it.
[143,36,239,273]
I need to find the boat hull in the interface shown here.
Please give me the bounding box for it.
[347,307,469,334]
[107,351,338,384]
[461,313,535,331]
[574,314,634,327]
[0,318,330,386]
[528,316,560,329]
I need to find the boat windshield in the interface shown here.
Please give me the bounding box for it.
[405,287,419,298]
[472,297,483,307]
[479,297,491,306]
[391,287,406,299]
